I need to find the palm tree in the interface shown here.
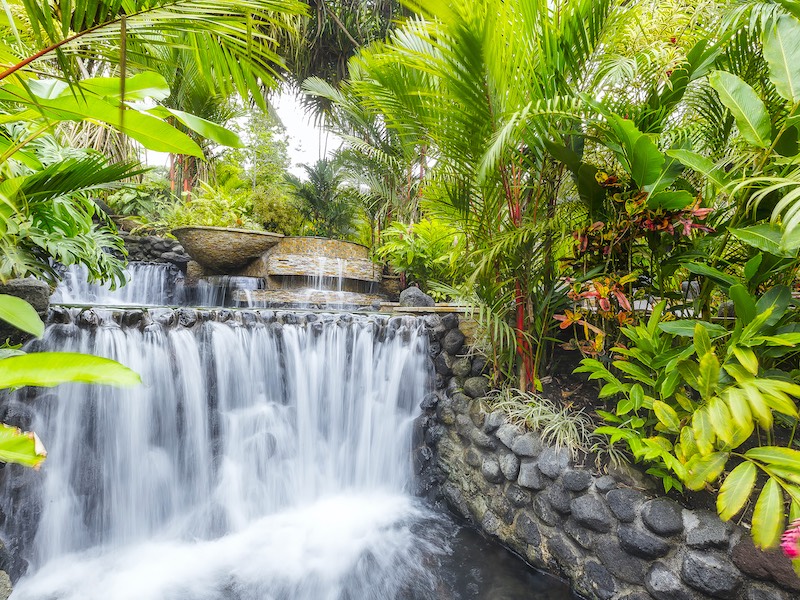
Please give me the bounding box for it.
[318,0,617,386]
[286,158,359,239]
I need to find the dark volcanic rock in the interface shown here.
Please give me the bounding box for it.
[646,563,699,600]
[514,512,541,545]
[564,518,595,550]
[684,510,730,549]
[533,493,561,527]
[606,487,645,523]
[596,538,648,584]
[505,484,531,508]
[570,494,614,533]
[594,475,617,493]
[483,410,506,433]
[399,287,435,307]
[547,533,583,571]
[498,452,520,480]
[537,446,570,479]
[642,498,684,536]
[463,376,489,399]
[562,469,593,492]
[510,432,542,458]
[583,560,617,600]
[442,329,466,355]
[481,457,504,484]
[517,461,547,490]
[546,483,573,514]
[743,583,788,600]
[681,551,742,598]
[441,313,459,330]
[618,524,670,559]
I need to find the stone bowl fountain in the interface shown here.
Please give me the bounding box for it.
[183,236,385,308]
[172,226,283,273]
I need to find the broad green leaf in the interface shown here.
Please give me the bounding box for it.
[698,352,721,398]
[647,190,695,211]
[661,369,682,398]
[659,320,728,338]
[752,478,784,548]
[718,461,757,520]
[630,384,645,409]
[613,361,656,386]
[725,388,753,431]
[149,107,243,148]
[745,447,800,470]
[653,400,681,432]
[0,352,140,389]
[792,500,800,522]
[763,15,800,103]
[729,224,797,258]
[708,71,772,148]
[0,86,203,157]
[729,285,757,324]
[744,254,763,283]
[666,149,730,190]
[680,425,699,457]
[0,294,43,338]
[694,322,713,357]
[693,407,715,455]
[78,72,171,101]
[708,397,734,445]
[684,262,739,289]
[609,115,644,164]
[744,383,774,430]
[756,285,792,326]
[0,423,46,468]
[733,346,759,375]
[686,451,729,490]
[631,135,665,189]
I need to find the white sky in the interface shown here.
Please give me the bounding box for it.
[145,90,341,180]
[273,91,342,177]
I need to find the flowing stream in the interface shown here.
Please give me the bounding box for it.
[0,264,575,600]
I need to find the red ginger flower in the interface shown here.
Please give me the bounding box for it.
[782,519,800,559]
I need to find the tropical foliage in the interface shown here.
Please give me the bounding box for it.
[304,0,800,555]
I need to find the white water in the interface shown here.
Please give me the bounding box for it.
[52,263,181,306]
[3,313,443,599]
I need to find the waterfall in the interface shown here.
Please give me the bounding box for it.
[52,264,182,306]
[0,309,573,600]
[0,311,444,599]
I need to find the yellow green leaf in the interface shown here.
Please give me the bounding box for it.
[752,478,784,549]
[718,461,757,520]
[0,294,44,338]
[0,352,140,389]
[733,346,759,375]
[708,397,734,446]
[692,407,715,455]
[0,423,46,468]
[653,400,681,433]
[686,451,729,490]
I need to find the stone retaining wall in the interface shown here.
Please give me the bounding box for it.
[415,313,798,600]
[119,232,189,269]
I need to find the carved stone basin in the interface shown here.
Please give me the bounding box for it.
[172,226,283,273]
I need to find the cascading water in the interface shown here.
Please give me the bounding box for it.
[0,307,574,599]
[52,263,183,306]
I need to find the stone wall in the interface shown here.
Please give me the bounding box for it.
[120,232,189,269]
[415,313,798,600]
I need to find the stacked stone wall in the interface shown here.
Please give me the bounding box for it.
[415,313,798,600]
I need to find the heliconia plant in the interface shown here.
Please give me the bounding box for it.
[577,286,800,549]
